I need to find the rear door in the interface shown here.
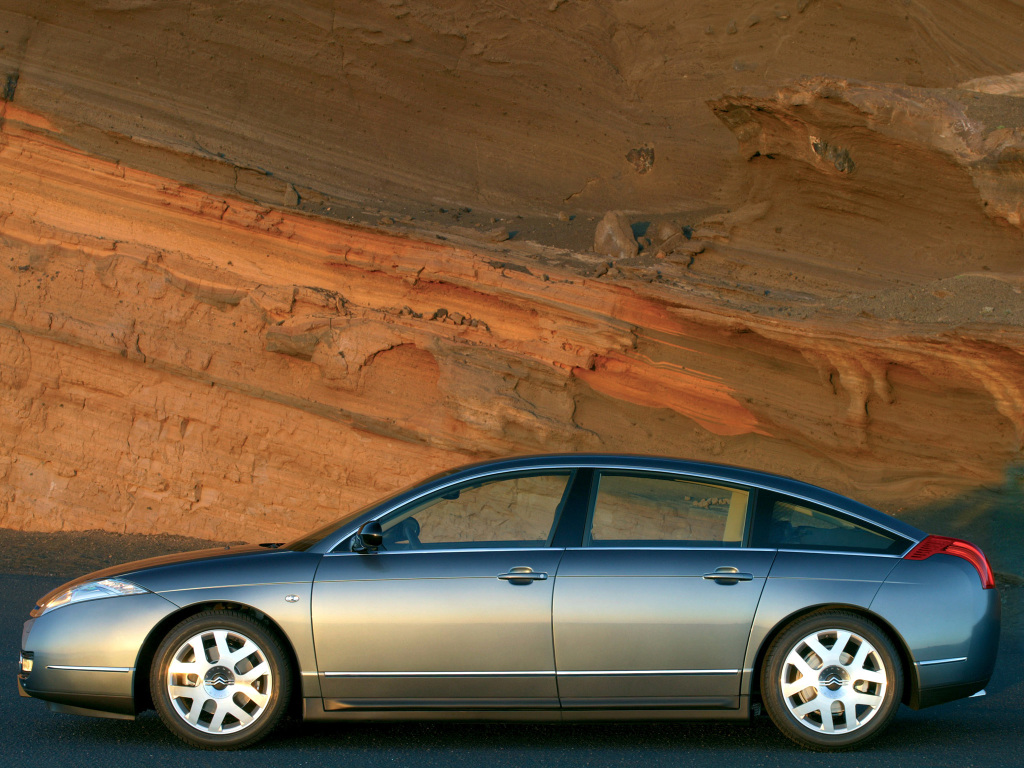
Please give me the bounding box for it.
[552,471,774,709]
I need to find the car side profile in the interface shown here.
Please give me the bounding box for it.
[18,455,999,751]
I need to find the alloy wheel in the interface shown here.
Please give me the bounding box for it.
[762,611,903,750]
[166,627,273,734]
[152,610,289,749]
[780,627,887,734]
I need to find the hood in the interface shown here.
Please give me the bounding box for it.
[33,544,267,609]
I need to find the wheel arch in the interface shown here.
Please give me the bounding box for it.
[132,600,303,716]
[748,603,919,707]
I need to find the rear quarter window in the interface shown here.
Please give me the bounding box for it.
[751,494,908,555]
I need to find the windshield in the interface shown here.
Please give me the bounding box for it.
[282,468,456,551]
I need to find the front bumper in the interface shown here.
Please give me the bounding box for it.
[19,591,178,719]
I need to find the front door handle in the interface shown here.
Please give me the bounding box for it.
[498,566,548,582]
[703,566,753,582]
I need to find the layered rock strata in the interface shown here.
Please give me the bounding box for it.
[2,106,1022,540]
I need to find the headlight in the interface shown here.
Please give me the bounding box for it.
[33,578,150,617]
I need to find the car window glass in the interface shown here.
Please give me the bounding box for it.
[378,472,572,550]
[760,499,904,554]
[586,473,750,547]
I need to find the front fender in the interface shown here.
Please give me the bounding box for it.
[20,591,179,716]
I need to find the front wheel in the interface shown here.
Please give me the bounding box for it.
[761,611,903,750]
[151,610,291,749]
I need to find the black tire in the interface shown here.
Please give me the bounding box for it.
[150,610,291,750]
[761,610,903,751]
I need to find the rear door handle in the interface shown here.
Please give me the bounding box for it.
[703,567,753,582]
[498,566,548,582]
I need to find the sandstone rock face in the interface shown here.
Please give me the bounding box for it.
[4,1,1024,224]
[708,77,1024,268]
[2,3,1024,542]
[2,105,1023,540]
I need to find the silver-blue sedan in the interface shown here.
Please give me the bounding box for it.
[18,454,999,751]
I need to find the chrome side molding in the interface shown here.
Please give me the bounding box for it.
[918,657,968,667]
[324,668,741,678]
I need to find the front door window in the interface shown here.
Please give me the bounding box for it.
[380,471,573,550]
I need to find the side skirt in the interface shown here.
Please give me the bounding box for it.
[303,696,750,723]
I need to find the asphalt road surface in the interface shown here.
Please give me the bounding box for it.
[3,573,1020,768]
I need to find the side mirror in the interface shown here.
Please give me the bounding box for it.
[352,521,383,553]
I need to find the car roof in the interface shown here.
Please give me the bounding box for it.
[374,453,926,543]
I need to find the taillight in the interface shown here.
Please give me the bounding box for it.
[904,535,995,589]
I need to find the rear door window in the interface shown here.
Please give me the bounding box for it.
[585,472,751,547]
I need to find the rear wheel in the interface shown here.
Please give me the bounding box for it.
[762,611,903,750]
[151,610,291,749]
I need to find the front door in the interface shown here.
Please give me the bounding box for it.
[312,471,574,710]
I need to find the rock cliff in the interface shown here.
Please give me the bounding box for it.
[1,1,1023,540]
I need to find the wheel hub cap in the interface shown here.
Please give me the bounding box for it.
[818,665,850,697]
[203,665,235,698]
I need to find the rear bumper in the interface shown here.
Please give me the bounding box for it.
[907,586,1000,710]
[872,558,1001,710]
[910,678,989,710]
